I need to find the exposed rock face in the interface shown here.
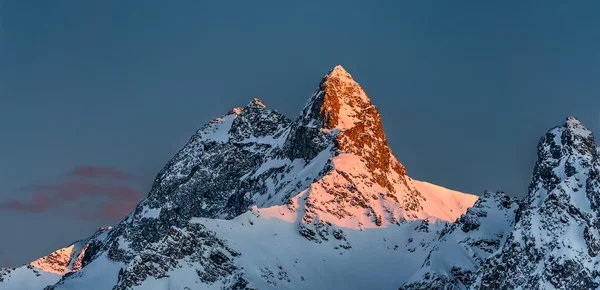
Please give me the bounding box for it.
[94,65,473,267]
[30,226,112,275]
[0,65,480,290]
[399,117,600,290]
[293,66,406,190]
[111,223,242,290]
[474,117,600,290]
[99,98,297,260]
[3,65,599,290]
[289,66,478,244]
[0,227,112,289]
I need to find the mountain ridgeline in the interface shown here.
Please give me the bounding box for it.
[1,66,598,290]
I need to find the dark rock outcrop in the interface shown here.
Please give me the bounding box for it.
[474,117,600,290]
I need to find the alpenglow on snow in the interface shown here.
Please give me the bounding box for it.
[2,66,598,290]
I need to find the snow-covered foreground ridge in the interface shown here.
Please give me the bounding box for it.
[1,66,597,290]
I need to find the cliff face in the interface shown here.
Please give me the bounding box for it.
[1,65,482,290]
[30,227,112,274]
[89,65,476,268]
[474,117,600,290]
[0,227,112,289]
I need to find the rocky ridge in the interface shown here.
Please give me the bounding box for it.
[0,226,111,289]
[89,65,476,271]
[1,65,478,289]
[400,190,518,290]
[5,67,598,290]
[474,117,600,290]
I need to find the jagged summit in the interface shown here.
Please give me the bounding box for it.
[291,65,400,182]
[327,64,353,80]
[475,117,600,289]
[551,116,595,150]
[530,116,598,200]
[1,66,481,290]
[280,66,476,235]
[566,115,581,123]
[528,116,600,215]
[227,107,243,115]
[300,65,374,131]
[5,67,599,289]
[246,98,266,109]
[314,65,405,190]
[225,99,265,116]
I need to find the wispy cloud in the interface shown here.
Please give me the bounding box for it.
[0,193,55,213]
[22,181,142,201]
[0,165,144,221]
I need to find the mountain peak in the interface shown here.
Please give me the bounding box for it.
[530,117,598,196]
[281,65,417,209]
[566,115,581,123]
[476,121,600,290]
[544,116,597,160]
[299,65,374,132]
[565,115,589,131]
[2,66,485,290]
[564,115,594,143]
[227,107,244,115]
[246,98,266,109]
[327,65,352,79]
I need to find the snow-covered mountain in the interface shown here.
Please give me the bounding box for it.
[474,116,600,290]
[2,66,598,290]
[400,190,518,290]
[398,116,600,290]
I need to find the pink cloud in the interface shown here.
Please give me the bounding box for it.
[98,199,140,220]
[0,193,55,213]
[23,181,143,201]
[1,166,144,221]
[69,165,134,180]
[75,199,140,221]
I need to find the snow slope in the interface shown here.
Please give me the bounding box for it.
[0,227,112,290]
[4,67,597,290]
[0,65,495,290]
[401,190,518,290]
[473,117,600,290]
[412,180,479,222]
[57,208,446,290]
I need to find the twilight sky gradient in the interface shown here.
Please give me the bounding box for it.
[1,1,600,266]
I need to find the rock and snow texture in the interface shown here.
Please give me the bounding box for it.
[89,64,477,267]
[400,190,518,290]
[45,210,451,290]
[400,117,600,290]
[5,67,600,290]
[0,65,545,290]
[0,65,479,290]
[474,117,600,290]
[0,226,111,289]
[282,65,478,239]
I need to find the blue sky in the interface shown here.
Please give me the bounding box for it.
[1,1,600,265]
